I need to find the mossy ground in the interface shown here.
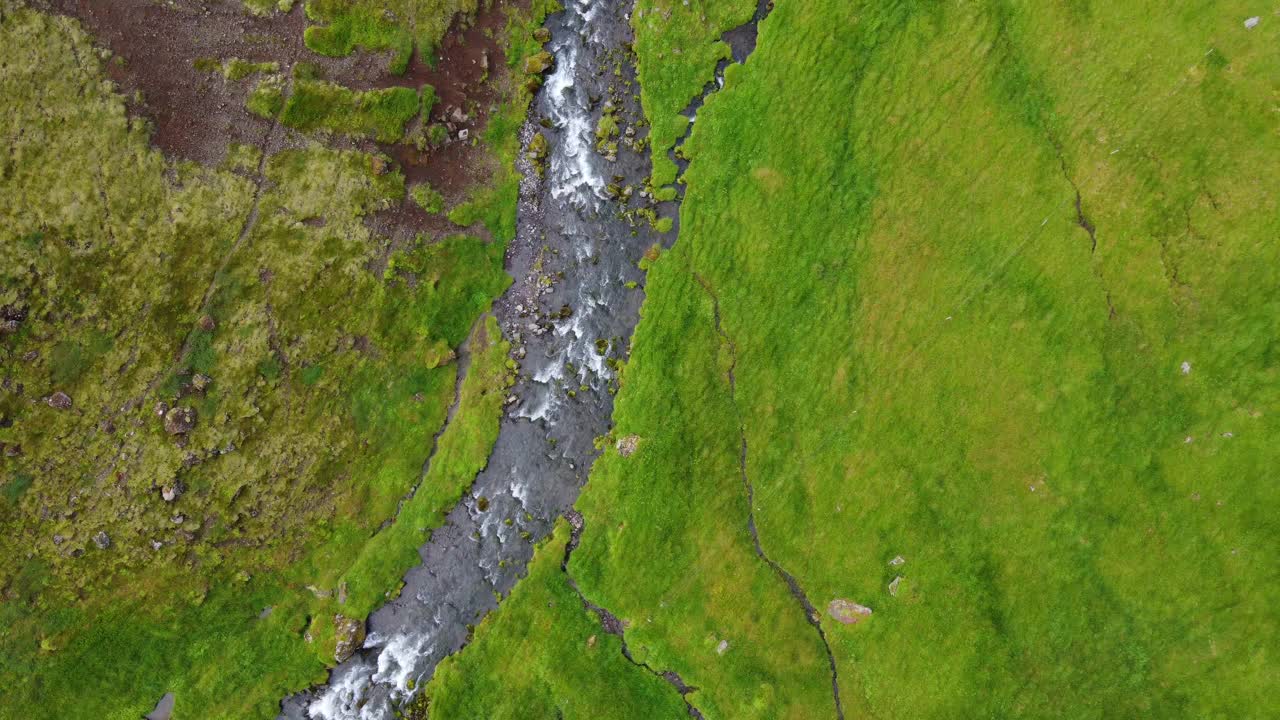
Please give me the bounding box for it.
[0,0,555,716]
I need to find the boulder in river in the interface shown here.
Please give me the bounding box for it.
[333,614,366,662]
[524,50,554,74]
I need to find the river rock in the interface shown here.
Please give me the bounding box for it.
[827,598,873,625]
[524,50,554,74]
[333,614,366,662]
[46,391,72,410]
[164,406,197,435]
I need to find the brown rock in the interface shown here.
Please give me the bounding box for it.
[163,406,197,435]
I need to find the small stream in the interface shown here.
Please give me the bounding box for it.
[279,1,665,717]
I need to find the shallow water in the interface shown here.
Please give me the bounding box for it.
[278,1,663,716]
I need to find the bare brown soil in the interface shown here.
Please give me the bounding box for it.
[42,0,528,245]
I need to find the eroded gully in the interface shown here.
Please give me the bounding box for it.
[278,1,815,718]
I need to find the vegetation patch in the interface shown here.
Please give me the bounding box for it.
[278,79,422,143]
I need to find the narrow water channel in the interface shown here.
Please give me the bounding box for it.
[279,1,665,716]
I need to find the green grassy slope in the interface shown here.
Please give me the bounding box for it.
[565,1,1280,718]
[0,2,548,715]
[421,520,691,720]
[630,0,756,186]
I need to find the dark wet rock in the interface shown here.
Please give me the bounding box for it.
[827,598,873,625]
[163,406,197,435]
[333,614,365,662]
[616,434,640,457]
[93,531,111,549]
[145,692,175,720]
[46,391,73,410]
[523,50,554,74]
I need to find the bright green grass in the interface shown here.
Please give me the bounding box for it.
[303,0,481,73]
[278,79,421,142]
[422,519,691,720]
[448,1,1280,718]
[630,0,755,186]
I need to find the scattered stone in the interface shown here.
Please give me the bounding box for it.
[333,614,366,662]
[46,391,73,410]
[370,155,389,175]
[1244,16,1260,29]
[306,585,332,599]
[93,531,111,549]
[715,639,730,655]
[888,555,905,566]
[191,373,212,392]
[338,581,348,605]
[533,27,551,43]
[458,128,470,141]
[161,482,183,503]
[52,534,64,545]
[163,406,197,435]
[151,540,163,551]
[827,598,873,625]
[3,442,21,457]
[1180,361,1192,375]
[888,575,903,597]
[171,513,185,525]
[0,319,19,334]
[198,315,216,332]
[616,434,641,457]
[587,634,597,648]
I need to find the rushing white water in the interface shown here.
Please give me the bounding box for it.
[283,1,652,717]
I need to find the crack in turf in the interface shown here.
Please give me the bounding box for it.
[1056,152,1118,320]
[694,272,846,720]
[561,510,707,719]
[666,0,776,193]
[377,323,476,533]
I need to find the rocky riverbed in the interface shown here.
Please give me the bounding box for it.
[279,1,668,717]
